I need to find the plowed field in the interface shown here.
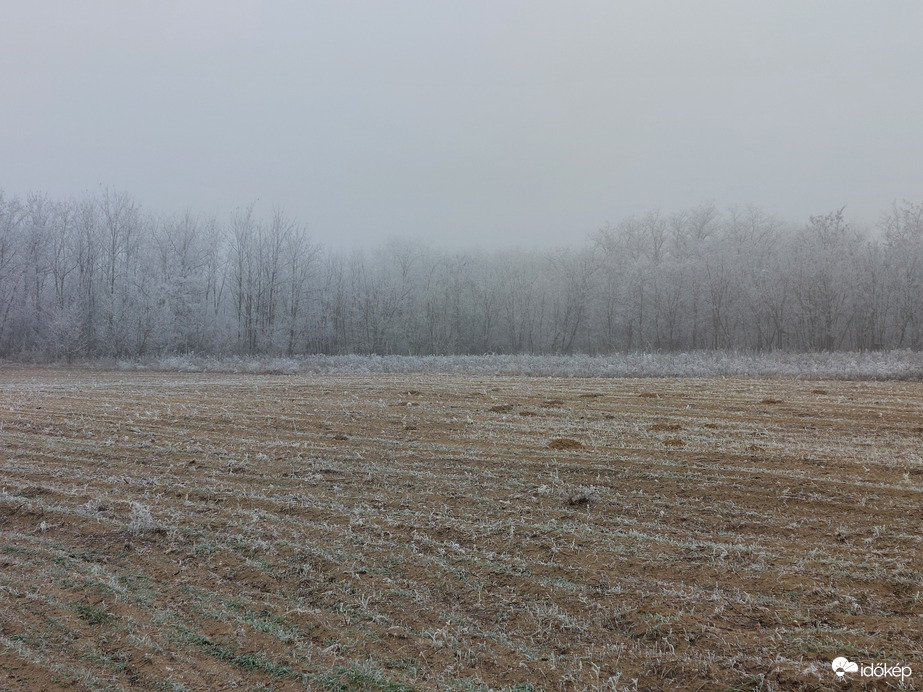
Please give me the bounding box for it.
[1,368,921,690]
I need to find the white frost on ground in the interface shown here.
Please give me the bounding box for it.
[103,350,923,380]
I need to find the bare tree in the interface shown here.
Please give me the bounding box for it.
[882,202,923,348]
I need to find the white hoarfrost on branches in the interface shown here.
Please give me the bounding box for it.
[3,191,923,360]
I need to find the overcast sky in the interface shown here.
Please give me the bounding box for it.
[2,1,921,248]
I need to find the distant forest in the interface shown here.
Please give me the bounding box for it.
[1,189,922,360]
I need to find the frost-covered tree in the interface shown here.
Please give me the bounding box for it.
[2,188,923,358]
[882,202,923,348]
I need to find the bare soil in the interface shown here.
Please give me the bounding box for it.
[0,368,921,691]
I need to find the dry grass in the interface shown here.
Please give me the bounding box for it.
[0,367,921,691]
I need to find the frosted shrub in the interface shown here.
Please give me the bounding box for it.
[120,350,923,380]
[128,502,158,535]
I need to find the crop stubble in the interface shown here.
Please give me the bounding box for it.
[0,368,921,690]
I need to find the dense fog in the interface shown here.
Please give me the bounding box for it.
[1,189,922,360]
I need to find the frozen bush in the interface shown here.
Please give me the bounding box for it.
[106,350,923,380]
[127,502,158,535]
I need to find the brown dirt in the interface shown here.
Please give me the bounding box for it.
[0,368,921,691]
[647,423,683,432]
[489,404,516,413]
[547,438,584,450]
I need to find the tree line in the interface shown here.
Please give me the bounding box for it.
[1,188,922,359]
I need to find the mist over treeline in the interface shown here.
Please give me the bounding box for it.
[1,188,922,360]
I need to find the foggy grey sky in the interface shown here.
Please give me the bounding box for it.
[2,1,922,248]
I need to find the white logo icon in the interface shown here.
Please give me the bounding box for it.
[832,657,859,677]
